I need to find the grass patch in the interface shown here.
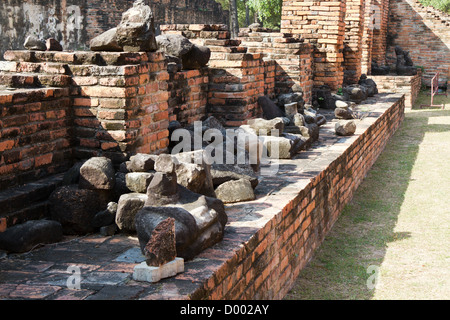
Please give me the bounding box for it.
[418,0,450,13]
[285,90,450,300]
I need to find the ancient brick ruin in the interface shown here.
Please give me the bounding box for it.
[0,0,229,60]
[0,0,448,300]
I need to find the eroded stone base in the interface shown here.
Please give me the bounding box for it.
[133,258,184,283]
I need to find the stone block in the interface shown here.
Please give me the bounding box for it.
[132,257,184,283]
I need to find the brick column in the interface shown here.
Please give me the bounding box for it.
[343,0,365,84]
[371,0,390,66]
[161,24,265,126]
[281,0,347,91]
[238,31,314,103]
[361,0,375,75]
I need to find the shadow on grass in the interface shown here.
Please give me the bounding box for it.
[285,95,450,300]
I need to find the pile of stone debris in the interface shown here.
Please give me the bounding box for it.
[312,74,379,136]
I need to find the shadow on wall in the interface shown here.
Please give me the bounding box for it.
[386,0,450,87]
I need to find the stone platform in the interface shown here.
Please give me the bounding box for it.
[0,93,405,300]
[368,72,422,108]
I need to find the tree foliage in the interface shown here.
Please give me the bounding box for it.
[214,0,282,29]
[247,0,283,28]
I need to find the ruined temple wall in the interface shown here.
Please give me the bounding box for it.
[361,0,375,75]
[0,0,229,61]
[344,0,365,84]
[167,68,209,125]
[161,24,266,126]
[386,0,450,86]
[370,0,390,66]
[237,31,314,103]
[281,1,347,91]
[67,52,170,161]
[368,71,422,107]
[0,50,171,190]
[0,86,72,191]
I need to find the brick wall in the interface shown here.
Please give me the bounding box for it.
[185,93,406,299]
[167,68,209,125]
[0,50,171,189]
[207,50,265,126]
[161,24,266,127]
[387,0,450,86]
[68,51,170,160]
[238,30,314,102]
[368,71,422,107]
[0,87,72,191]
[0,0,228,61]
[361,0,375,75]
[371,0,390,66]
[281,0,347,91]
[344,0,365,84]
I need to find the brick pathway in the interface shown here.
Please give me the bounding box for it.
[0,220,255,300]
[0,234,146,299]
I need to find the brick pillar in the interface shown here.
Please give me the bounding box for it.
[371,0,390,66]
[361,0,375,75]
[343,0,365,84]
[238,31,314,103]
[69,52,170,161]
[281,0,347,91]
[161,24,265,126]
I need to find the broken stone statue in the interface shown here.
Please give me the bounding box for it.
[395,46,417,76]
[90,0,157,52]
[156,33,211,70]
[133,217,184,283]
[134,156,228,261]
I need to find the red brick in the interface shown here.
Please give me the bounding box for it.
[0,140,16,152]
[0,218,7,232]
[35,153,53,167]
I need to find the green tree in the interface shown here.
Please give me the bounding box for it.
[214,0,282,29]
[247,0,283,29]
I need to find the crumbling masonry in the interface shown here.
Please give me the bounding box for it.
[0,0,448,300]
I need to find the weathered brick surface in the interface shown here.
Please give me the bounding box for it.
[281,0,347,90]
[368,71,422,107]
[207,52,265,126]
[361,0,375,75]
[386,0,450,86]
[0,51,171,189]
[371,0,390,66]
[0,0,229,61]
[68,51,170,160]
[161,24,265,127]
[238,30,313,102]
[167,68,208,125]
[344,0,365,84]
[0,88,72,191]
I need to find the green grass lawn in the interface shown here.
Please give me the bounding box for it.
[285,90,450,300]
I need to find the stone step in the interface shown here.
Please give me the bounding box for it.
[0,173,64,228]
[0,73,71,88]
[203,39,242,47]
[3,50,153,66]
[1,200,50,231]
[208,46,248,54]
